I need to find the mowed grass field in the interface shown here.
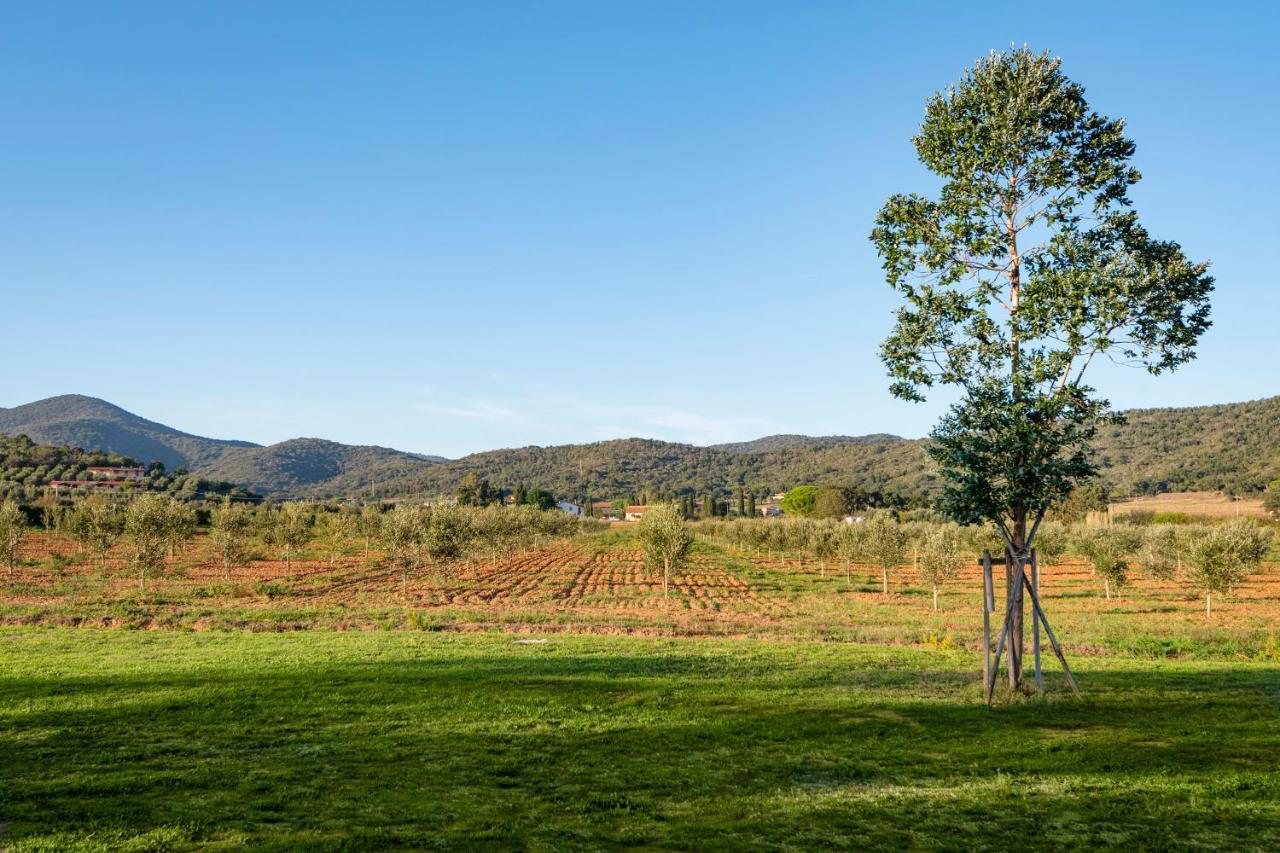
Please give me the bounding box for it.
[3,630,1279,851]
[2,528,1280,849]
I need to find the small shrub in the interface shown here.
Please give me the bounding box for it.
[254,582,287,600]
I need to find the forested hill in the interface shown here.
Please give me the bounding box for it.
[3,394,1279,500]
[196,438,444,496]
[371,396,1280,501]
[0,395,256,471]
[0,395,445,497]
[364,437,935,502]
[1089,397,1280,497]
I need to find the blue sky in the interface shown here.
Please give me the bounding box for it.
[3,2,1276,458]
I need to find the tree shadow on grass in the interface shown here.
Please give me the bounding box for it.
[1,649,1278,849]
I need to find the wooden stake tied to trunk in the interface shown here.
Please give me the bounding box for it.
[980,549,1078,703]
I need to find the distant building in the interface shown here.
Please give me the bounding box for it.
[757,503,782,517]
[85,466,145,481]
[624,505,649,522]
[557,501,585,517]
[841,514,867,525]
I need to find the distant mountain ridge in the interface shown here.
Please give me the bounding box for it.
[3,393,1279,500]
[0,395,444,497]
[0,395,257,471]
[711,434,902,453]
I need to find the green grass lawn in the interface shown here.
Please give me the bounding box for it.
[3,628,1278,850]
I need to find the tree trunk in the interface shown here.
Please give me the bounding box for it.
[1006,207,1026,691]
[1206,591,1212,617]
[663,558,670,603]
[932,585,939,610]
[1006,538,1025,691]
[881,567,888,595]
[1104,578,1111,599]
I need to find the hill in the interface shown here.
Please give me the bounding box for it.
[373,435,934,502]
[3,393,1280,501]
[197,438,443,497]
[0,395,444,498]
[0,395,256,471]
[710,434,902,453]
[1089,397,1280,497]
[374,396,1280,501]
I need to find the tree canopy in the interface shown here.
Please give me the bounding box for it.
[872,47,1213,549]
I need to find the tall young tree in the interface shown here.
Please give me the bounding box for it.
[872,48,1213,686]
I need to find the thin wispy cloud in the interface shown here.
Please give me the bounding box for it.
[414,401,529,423]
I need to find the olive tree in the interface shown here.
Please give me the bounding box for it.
[1183,520,1271,616]
[1075,527,1139,599]
[865,512,907,595]
[423,503,474,569]
[162,499,197,560]
[125,494,170,590]
[380,504,426,594]
[917,524,967,610]
[835,522,868,587]
[637,502,692,602]
[1026,519,1069,591]
[260,502,313,574]
[210,500,254,580]
[872,48,1213,686]
[0,499,27,578]
[315,510,355,564]
[807,522,838,578]
[356,504,384,560]
[67,502,125,568]
[1137,525,1181,581]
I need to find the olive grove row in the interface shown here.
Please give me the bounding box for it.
[0,497,602,590]
[692,513,1272,615]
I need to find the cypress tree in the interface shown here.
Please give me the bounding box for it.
[747,493,756,517]
[737,490,746,517]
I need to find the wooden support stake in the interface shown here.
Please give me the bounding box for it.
[981,550,993,692]
[1022,573,1079,695]
[1031,548,1042,691]
[985,590,1017,704]
[983,552,995,613]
